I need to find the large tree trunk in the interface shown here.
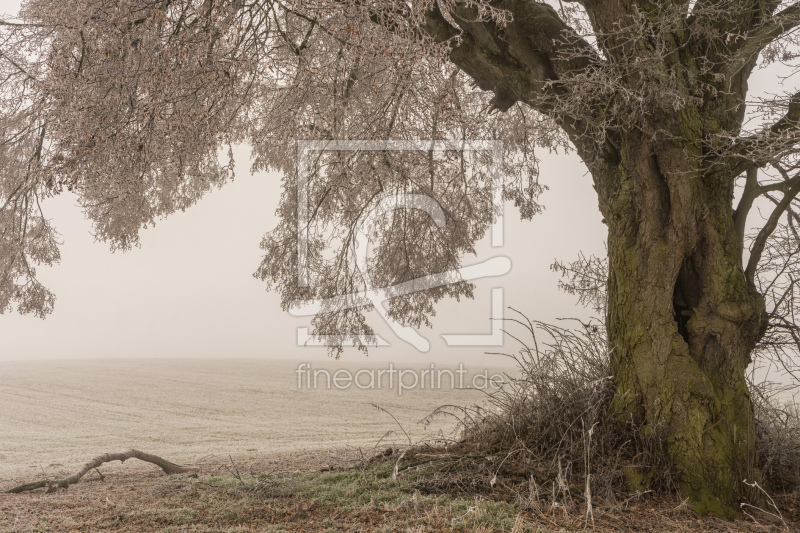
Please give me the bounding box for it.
[419,0,784,520]
[598,123,768,518]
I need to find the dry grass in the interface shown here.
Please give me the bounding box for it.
[413,314,672,501]
[382,311,800,531]
[0,451,538,532]
[753,384,800,492]
[2,449,797,532]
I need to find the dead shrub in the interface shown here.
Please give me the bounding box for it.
[412,309,799,512]
[752,382,800,491]
[413,311,672,509]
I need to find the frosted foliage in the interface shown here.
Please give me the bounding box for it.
[0,0,798,350]
[0,0,550,336]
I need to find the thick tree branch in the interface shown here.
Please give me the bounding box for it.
[422,1,612,172]
[5,449,197,494]
[758,174,800,194]
[724,90,800,178]
[769,90,800,136]
[745,169,800,284]
[735,166,760,251]
[728,2,800,74]
[0,19,45,27]
[423,1,601,112]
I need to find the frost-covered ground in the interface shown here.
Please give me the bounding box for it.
[0,358,508,482]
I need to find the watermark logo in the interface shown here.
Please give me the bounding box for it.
[295,363,506,395]
[290,140,509,352]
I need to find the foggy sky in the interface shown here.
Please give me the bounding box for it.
[0,144,606,361]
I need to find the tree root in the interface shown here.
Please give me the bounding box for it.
[5,449,198,494]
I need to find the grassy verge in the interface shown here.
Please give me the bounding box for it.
[140,459,533,533]
[3,453,796,532]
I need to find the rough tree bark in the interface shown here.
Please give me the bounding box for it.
[422,0,792,518]
[599,128,767,518]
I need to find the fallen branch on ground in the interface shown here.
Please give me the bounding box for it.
[5,449,198,494]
